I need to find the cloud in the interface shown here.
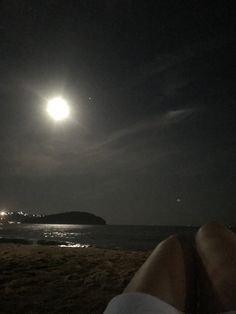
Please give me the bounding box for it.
[59,107,197,176]
[123,34,234,91]
[90,108,196,148]
[0,106,196,177]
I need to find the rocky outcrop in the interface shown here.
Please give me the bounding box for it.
[23,211,106,225]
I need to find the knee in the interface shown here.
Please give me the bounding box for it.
[161,234,179,245]
[196,223,228,245]
[157,234,182,253]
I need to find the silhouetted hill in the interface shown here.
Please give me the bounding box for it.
[23,211,106,225]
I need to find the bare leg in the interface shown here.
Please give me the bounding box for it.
[124,235,194,313]
[196,223,236,313]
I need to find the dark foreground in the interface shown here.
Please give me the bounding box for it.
[0,244,148,314]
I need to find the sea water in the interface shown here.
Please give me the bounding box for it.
[0,224,199,250]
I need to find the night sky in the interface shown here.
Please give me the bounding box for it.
[0,1,235,225]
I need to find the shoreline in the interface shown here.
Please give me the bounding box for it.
[0,243,148,313]
[0,236,144,250]
[0,236,86,247]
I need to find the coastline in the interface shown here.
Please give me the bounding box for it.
[0,243,148,314]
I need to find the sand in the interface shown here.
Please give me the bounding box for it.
[0,244,148,314]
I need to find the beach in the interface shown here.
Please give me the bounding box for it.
[0,244,148,314]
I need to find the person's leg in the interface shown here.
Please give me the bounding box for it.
[123,235,192,313]
[196,223,236,313]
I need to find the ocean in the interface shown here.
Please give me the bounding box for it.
[0,224,200,250]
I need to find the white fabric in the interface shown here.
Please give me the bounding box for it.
[103,292,236,314]
[103,292,185,314]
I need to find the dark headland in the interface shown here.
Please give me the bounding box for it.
[22,211,106,225]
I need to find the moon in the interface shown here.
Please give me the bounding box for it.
[47,97,70,121]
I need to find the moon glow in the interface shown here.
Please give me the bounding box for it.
[47,97,70,121]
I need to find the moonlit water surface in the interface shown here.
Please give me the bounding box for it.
[0,224,199,250]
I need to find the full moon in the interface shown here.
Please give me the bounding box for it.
[47,97,70,121]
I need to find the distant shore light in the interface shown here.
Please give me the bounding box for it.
[47,97,70,121]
